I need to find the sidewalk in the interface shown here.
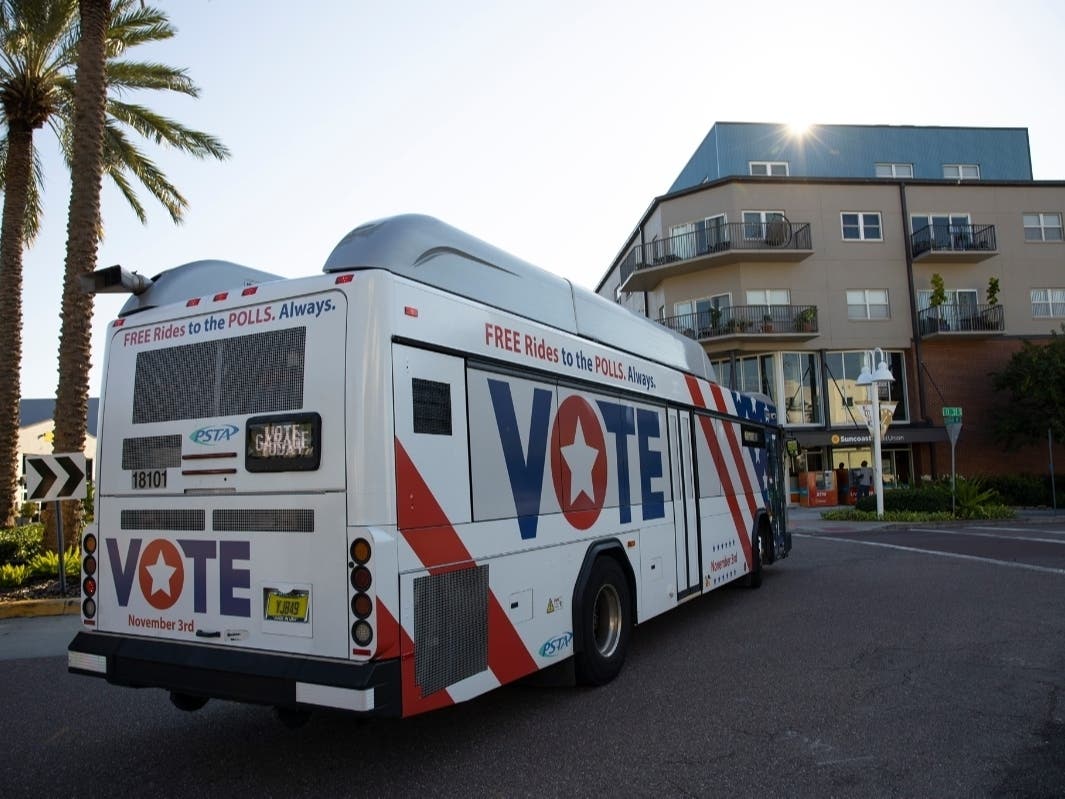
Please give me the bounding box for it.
[785,504,898,534]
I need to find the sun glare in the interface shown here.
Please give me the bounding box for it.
[788,121,812,137]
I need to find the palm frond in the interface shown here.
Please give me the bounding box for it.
[106,1,173,56]
[106,100,229,159]
[102,121,187,223]
[105,60,197,96]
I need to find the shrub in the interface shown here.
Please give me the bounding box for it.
[953,477,1001,518]
[0,523,45,566]
[0,563,30,588]
[855,487,950,514]
[981,473,1064,507]
[28,546,80,580]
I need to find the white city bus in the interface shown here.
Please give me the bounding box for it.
[68,215,790,719]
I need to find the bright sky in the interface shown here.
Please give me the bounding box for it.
[18,0,1065,399]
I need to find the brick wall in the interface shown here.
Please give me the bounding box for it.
[915,337,1065,478]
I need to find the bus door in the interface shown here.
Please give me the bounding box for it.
[668,409,700,599]
[765,428,791,560]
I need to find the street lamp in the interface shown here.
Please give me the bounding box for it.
[856,348,895,519]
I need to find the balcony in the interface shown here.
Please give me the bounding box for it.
[911,223,997,262]
[918,303,1004,338]
[657,304,820,344]
[618,220,814,293]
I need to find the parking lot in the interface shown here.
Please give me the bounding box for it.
[2,520,1064,797]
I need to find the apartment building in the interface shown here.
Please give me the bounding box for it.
[597,123,1064,498]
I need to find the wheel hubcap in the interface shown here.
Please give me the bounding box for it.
[592,584,622,658]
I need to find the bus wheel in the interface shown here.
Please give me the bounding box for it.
[169,691,208,712]
[744,529,764,589]
[574,557,631,686]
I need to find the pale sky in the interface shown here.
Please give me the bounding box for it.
[18,0,1065,399]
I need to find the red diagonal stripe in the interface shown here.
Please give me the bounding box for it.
[708,383,759,518]
[685,376,753,568]
[395,438,538,691]
[396,440,473,573]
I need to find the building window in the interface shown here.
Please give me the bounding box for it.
[943,164,980,180]
[846,289,889,320]
[1031,289,1065,318]
[742,210,786,240]
[917,288,978,313]
[1024,212,1064,242]
[782,352,822,425]
[824,351,908,425]
[911,213,972,249]
[669,222,696,260]
[875,163,913,178]
[841,212,882,241]
[750,161,789,176]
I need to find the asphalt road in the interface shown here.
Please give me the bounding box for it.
[2,522,1064,798]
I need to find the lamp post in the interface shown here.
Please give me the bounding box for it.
[856,348,895,519]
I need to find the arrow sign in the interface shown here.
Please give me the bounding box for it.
[23,453,87,502]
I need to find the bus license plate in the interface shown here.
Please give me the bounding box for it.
[264,589,309,623]
[131,469,167,489]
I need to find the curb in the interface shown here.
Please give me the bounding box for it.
[0,597,80,619]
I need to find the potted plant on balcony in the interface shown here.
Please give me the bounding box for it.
[761,313,774,332]
[986,276,1000,307]
[929,272,948,332]
[793,307,817,332]
[982,275,1001,329]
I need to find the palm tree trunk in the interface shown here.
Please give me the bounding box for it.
[0,123,36,527]
[52,0,112,546]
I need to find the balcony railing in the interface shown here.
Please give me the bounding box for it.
[911,223,997,258]
[917,303,1004,335]
[619,221,813,286]
[657,304,819,340]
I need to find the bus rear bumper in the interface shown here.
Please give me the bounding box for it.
[68,631,401,717]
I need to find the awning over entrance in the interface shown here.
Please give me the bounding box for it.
[793,425,946,448]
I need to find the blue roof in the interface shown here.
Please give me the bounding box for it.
[20,398,100,437]
[669,122,1033,192]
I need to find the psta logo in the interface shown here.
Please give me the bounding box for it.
[190,424,240,445]
[539,631,574,658]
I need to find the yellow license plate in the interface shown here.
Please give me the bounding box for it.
[264,589,309,622]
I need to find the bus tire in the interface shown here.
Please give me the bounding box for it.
[574,556,632,686]
[743,527,764,589]
[169,691,208,712]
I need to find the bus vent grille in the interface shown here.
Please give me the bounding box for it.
[212,509,315,533]
[413,565,488,696]
[132,327,306,424]
[122,435,182,470]
[121,509,206,531]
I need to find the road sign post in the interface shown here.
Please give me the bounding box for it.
[943,408,963,516]
[23,453,88,593]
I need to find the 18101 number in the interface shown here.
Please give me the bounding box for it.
[131,469,167,489]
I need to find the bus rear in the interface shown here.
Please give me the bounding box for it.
[69,271,402,715]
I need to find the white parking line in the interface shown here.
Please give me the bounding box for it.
[980,526,1065,537]
[794,533,1065,576]
[910,528,1065,546]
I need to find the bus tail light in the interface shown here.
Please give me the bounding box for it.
[352,620,373,646]
[351,593,372,618]
[349,537,375,653]
[82,530,98,619]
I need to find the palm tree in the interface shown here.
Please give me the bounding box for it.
[0,0,229,527]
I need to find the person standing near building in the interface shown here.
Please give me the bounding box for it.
[856,460,872,501]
